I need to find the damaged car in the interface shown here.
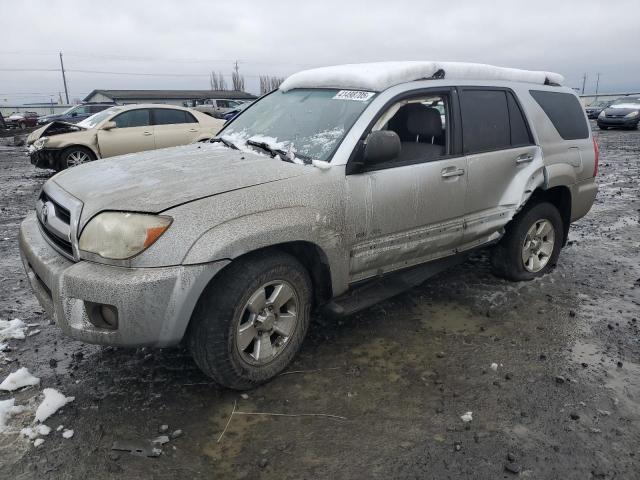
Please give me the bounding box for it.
[19,62,598,389]
[26,104,225,171]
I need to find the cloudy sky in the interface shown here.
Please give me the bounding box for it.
[1,0,638,104]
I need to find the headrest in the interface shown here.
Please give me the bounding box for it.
[406,106,443,137]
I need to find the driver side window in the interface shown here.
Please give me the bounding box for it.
[367,95,450,169]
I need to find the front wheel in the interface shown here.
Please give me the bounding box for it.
[188,250,312,390]
[58,146,96,171]
[491,202,563,281]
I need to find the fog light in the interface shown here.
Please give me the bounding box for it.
[85,302,119,330]
[100,305,118,329]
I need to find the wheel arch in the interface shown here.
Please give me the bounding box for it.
[527,185,572,245]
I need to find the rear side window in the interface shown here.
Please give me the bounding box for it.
[507,92,533,146]
[460,89,510,153]
[113,109,150,128]
[153,109,196,125]
[529,90,589,140]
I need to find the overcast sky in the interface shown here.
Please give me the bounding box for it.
[1,0,638,104]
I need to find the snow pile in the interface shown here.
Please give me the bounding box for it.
[490,362,499,372]
[62,429,74,439]
[460,411,473,422]
[33,438,44,447]
[0,318,27,341]
[35,388,75,422]
[0,367,41,391]
[0,398,27,433]
[280,61,564,93]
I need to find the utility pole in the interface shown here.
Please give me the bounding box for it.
[594,72,601,101]
[581,73,587,94]
[59,51,69,104]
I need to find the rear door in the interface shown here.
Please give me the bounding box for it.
[152,108,201,149]
[97,108,155,158]
[459,88,543,246]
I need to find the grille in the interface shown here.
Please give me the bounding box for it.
[36,185,81,261]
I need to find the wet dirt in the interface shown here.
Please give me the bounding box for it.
[0,123,638,479]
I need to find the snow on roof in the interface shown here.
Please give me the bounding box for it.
[279,61,564,93]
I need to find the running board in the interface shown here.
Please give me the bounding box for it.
[322,255,464,317]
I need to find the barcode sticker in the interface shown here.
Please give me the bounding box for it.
[333,90,375,102]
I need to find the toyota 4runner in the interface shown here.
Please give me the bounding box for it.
[19,62,598,389]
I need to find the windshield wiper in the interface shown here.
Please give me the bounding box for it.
[211,136,239,150]
[246,139,311,164]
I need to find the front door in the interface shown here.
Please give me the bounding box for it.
[97,108,154,158]
[345,91,467,283]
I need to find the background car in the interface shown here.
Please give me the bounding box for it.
[597,97,640,130]
[585,100,612,119]
[222,101,252,121]
[27,104,225,170]
[4,111,39,129]
[37,103,116,125]
[193,98,247,118]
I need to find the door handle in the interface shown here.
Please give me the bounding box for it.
[142,131,153,136]
[516,153,534,164]
[441,168,465,178]
[188,128,198,132]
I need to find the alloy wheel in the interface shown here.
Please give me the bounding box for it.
[235,280,299,365]
[521,218,555,272]
[66,150,91,167]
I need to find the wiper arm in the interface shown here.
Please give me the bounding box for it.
[211,136,239,150]
[246,139,311,164]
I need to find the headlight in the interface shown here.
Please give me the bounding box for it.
[79,212,172,260]
[598,110,607,118]
[625,111,639,118]
[33,137,49,150]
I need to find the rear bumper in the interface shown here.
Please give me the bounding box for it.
[569,178,598,222]
[19,212,229,347]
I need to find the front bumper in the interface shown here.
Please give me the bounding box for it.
[28,148,60,170]
[597,117,639,127]
[19,212,229,347]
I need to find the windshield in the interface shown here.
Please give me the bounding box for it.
[77,106,122,128]
[61,105,81,115]
[219,88,375,162]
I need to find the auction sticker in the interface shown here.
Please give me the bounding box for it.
[333,90,375,101]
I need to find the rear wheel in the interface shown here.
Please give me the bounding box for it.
[58,146,96,171]
[188,250,312,390]
[598,125,608,130]
[491,202,563,281]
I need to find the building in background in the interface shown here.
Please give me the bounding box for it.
[83,89,256,106]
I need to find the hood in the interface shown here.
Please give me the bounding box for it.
[27,121,86,144]
[51,142,311,226]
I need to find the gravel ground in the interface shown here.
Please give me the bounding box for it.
[0,123,638,479]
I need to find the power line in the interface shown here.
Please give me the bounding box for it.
[0,67,270,78]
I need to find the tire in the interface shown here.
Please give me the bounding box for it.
[491,202,563,281]
[19,121,26,130]
[598,125,608,130]
[188,250,312,390]
[57,146,96,171]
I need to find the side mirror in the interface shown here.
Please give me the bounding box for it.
[364,130,401,165]
[101,121,117,131]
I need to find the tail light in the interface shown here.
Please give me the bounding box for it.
[592,136,599,177]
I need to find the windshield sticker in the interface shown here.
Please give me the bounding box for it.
[333,90,375,102]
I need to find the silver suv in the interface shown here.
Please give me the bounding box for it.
[19,62,598,389]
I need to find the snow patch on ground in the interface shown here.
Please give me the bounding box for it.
[35,388,75,422]
[280,61,564,92]
[0,367,41,391]
[62,429,74,439]
[0,398,20,432]
[460,411,473,422]
[0,318,27,341]
[33,438,44,447]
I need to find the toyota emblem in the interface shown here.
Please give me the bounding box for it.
[42,203,49,224]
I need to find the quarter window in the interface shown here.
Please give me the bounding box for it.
[529,90,589,140]
[113,109,150,128]
[153,109,195,125]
